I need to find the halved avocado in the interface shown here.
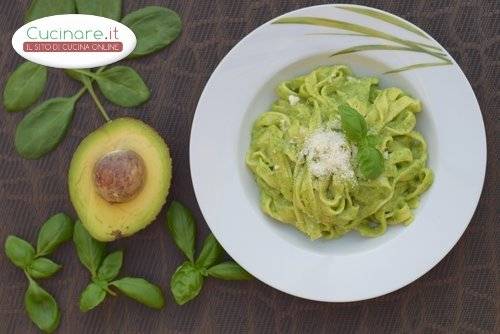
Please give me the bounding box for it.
[68,118,172,241]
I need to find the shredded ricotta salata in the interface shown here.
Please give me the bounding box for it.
[301,129,355,180]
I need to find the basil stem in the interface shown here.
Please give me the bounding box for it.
[80,74,111,122]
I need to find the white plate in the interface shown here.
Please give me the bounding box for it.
[190,4,486,302]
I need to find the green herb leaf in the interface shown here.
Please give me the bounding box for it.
[24,276,60,333]
[26,257,61,279]
[195,233,223,269]
[166,201,196,262]
[65,67,105,83]
[170,261,203,305]
[207,261,252,280]
[110,277,164,309]
[339,104,367,143]
[364,134,380,147]
[3,61,47,112]
[336,6,430,39]
[357,145,384,179]
[331,44,446,59]
[71,69,112,122]
[97,251,123,282]
[73,221,105,278]
[14,96,79,159]
[272,17,448,62]
[64,68,88,83]
[383,61,452,75]
[4,236,35,269]
[75,0,121,21]
[36,213,73,257]
[94,66,150,107]
[25,0,76,23]
[122,6,182,58]
[79,282,106,312]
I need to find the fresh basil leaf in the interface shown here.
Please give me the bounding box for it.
[94,66,150,107]
[195,233,223,269]
[24,276,60,333]
[26,257,61,279]
[357,145,384,179]
[170,261,203,305]
[75,0,121,21]
[4,236,35,269]
[166,201,196,262]
[36,213,73,257]
[25,0,76,23]
[3,61,47,112]
[122,6,182,58]
[97,251,123,282]
[207,261,252,280]
[73,221,105,277]
[79,282,106,312]
[364,134,380,147]
[14,96,78,159]
[110,277,164,309]
[339,104,367,143]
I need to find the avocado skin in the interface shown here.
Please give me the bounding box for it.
[68,118,172,241]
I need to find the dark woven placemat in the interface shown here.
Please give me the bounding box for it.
[0,0,498,333]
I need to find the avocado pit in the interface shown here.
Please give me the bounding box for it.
[93,149,146,203]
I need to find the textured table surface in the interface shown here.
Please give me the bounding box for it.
[0,0,498,333]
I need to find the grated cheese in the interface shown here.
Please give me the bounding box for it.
[288,95,300,106]
[301,129,355,180]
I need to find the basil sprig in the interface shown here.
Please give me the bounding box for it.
[339,104,384,179]
[3,2,182,160]
[72,67,150,108]
[166,201,252,305]
[4,213,73,333]
[73,221,165,311]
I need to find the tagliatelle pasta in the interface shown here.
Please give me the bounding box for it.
[246,65,433,239]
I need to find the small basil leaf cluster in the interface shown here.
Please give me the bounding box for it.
[166,201,252,305]
[339,104,384,179]
[4,213,73,333]
[3,0,182,160]
[73,221,165,311]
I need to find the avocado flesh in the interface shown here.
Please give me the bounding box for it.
[68,118,172,241]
